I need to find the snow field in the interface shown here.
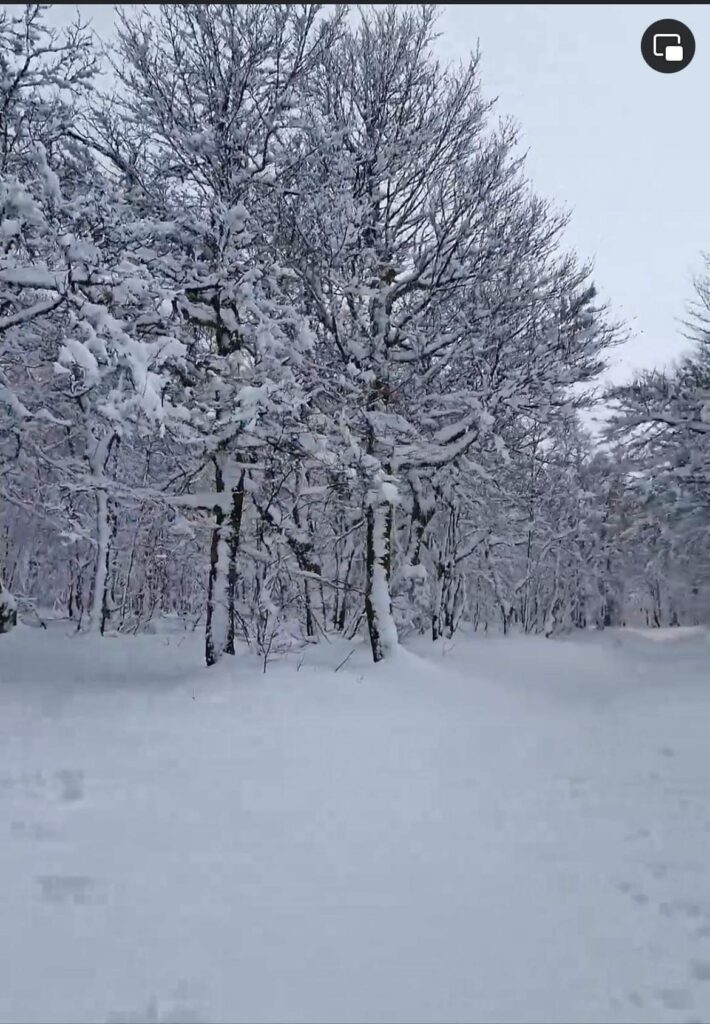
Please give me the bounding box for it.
[1,626,710,1023]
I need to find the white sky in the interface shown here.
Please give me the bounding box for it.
[436,4,710,384]
[29,4,710,383]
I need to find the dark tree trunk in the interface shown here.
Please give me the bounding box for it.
[225,471,246,655]
[206,461,246,667]
[365,502,396,662]
[0,580,17,634]
[205,459,226,668]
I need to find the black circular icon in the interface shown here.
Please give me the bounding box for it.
[642,19,695,73]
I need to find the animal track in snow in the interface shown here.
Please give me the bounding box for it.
[615,879,649,906]
[690,959,710,982]
[55,768,85,803]
[10,819,59,841]
[658,987,693,1011]
[36,874,100,906]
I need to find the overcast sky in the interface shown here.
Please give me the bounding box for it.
[36,3,710,385]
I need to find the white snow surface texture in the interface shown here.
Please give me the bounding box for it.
[2,624,710,1024]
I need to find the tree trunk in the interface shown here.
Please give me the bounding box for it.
[364,501,397,662]
[83,424,118,635]
[225,470,246,655]
[0,579,17,633]
[303,581,314,637]
[334,539,356,632]
[87,486,111,634]
[444,574,464,638]
[205,458,246,667]
[431,565,444,642]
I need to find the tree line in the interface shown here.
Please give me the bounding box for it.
[1,4,708,663]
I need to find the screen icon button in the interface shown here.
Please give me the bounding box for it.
[642,20,695,73]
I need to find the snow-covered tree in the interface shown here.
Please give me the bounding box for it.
[276,6,618,659]
[8,3,703,663]
[606,266,710,626]
[88,3,342,664]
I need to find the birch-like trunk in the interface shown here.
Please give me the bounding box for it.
[224,468,246,655]
[205,456,246,667]
[88,487,111,633]
[85,429,118,635]
[364,501,398,662]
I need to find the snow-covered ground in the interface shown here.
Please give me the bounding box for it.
[2,625,710,1024]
